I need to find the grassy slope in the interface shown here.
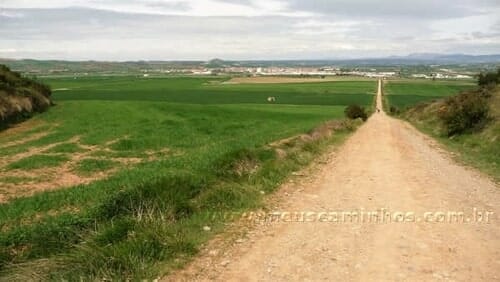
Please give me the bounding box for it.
[384,79,475,109]
[0,77,375,280]
[386,81,499,180]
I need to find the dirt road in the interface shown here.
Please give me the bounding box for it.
[167,80,499,281]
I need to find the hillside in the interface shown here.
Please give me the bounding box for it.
[0,65,52,128]
[402,81,500,179]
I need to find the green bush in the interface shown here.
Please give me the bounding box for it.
[344,104,367,121]
[438,90,490,136]
[477,68,500,87]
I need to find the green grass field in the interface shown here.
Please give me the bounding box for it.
[0,76,375,280]
[384,79,475,109]
[47,76,375,105]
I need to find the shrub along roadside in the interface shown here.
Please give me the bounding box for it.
[344,104,368,121]
[437,89,490,136]
[411,69,497,137]
[400,70,500,180]
[0,119,360,281]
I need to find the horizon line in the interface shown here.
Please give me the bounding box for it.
[2,53,500,63]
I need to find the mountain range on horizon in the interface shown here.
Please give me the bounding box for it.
[1,53,500,65]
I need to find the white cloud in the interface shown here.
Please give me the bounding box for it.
[0,48,17,53]
[0,10,25,18]
[431,11,500,36]
[0,0,309,17]
[291,19,372,36]
[0,0,499,59]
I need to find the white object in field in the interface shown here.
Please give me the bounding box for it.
[267,96,276,102]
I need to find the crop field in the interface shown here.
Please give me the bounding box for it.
[0,76,375,279]
[225,76,374,84]
[384,79,475,109]
[48,76,375,105]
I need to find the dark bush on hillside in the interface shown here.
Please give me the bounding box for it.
[438,90,490,136]
[478,68,500,87]
[344,104,368,121]
[0,64,52,128]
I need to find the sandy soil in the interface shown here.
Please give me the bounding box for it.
[0,134,167,203]
[166,80,499,281]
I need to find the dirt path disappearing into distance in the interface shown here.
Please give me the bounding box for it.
[167,80,499,281]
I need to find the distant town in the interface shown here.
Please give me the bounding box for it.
[1,57,491,80]
[181,66,472,79]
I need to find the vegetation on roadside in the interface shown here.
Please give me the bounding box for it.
[437,88,490,136]
[391,70,500,180]
[0,65,52,129]
[344,104,368,121]
[0,113,359,280]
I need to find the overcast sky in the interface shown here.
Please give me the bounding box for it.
[1,0,499,60]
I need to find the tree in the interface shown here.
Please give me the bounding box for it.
[478,68,500,87]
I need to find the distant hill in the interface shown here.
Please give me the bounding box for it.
[0,65,52,128]
[206,58,226,68]
[1,53,499,75]
[0,59,205,76]
[387,53,500,64]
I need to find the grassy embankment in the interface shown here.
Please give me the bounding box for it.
[0,65,52,129]
[0,76,375,280]
[384,78,499,180]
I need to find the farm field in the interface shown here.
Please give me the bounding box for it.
[225,76,375,84]
[0,76,375,280]
[383,79,475,109]
[47,76,375,106]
